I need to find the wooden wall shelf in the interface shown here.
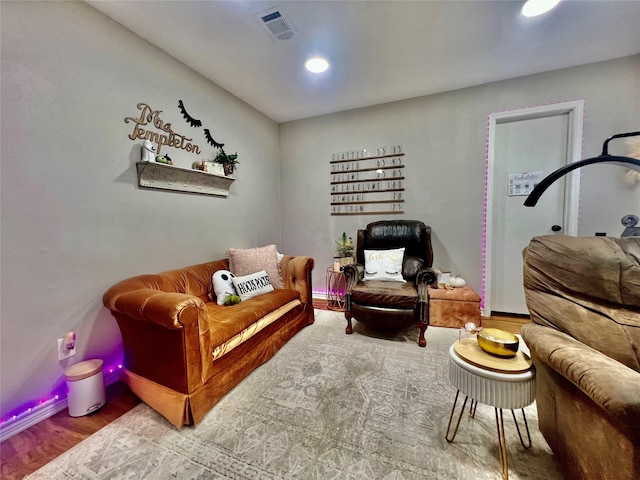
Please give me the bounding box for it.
[136,162,235,197]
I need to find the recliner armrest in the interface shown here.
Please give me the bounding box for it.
[343,263,364,291]
[416,267,438,286]
[522,323,640,424]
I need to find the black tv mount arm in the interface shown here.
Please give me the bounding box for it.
[524,131,640,207]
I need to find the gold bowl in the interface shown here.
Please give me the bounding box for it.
[477,328,519,357]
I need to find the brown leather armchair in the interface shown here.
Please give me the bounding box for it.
[343,220,437,347]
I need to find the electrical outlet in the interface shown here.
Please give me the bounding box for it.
[58,337,77,360]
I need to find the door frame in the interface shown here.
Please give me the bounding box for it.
[482,100,584,317]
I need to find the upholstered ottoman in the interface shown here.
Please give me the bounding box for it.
[428,286,481,328]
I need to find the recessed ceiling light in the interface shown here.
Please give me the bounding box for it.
[521,0,561,17]
[305,57,329,73]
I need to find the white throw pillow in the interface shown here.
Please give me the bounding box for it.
[232,270,274,301]
[363,247,406,282]
[212,270,237,305]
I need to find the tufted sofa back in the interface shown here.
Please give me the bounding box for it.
[104,260,229,309]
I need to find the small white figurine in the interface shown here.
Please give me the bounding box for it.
[141,140,157,162]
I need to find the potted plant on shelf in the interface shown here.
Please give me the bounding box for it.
[214,148,239,176]
[335,232,354,270]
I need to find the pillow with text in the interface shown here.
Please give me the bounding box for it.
[232,270,275,301]
[363,247,406,282]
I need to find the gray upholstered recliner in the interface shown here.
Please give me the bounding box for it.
[343,220,437,347]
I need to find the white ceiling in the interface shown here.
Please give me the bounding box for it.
[88,0,640,124]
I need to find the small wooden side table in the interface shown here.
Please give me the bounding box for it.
[445,339,535,480]
[428,285,481,328]
[326,268,347,311]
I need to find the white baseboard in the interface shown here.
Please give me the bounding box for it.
[0,370,122,443]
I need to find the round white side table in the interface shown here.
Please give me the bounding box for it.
[445,341,536,480]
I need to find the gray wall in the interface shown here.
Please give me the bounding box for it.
[1,0,638,426]
[280,55,640,295]
[1,2,281,419]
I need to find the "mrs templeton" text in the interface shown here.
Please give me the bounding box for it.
[125,102,201,155]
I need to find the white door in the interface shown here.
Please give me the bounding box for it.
[484,101,583,316]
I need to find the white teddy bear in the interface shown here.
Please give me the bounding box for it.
[212,270,237,305]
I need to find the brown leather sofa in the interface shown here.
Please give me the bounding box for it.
[521,235,640,479]
[343,220,437,347]
[103,255,314,428]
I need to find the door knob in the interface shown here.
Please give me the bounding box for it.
[551,225,562,232]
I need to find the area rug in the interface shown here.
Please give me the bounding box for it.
[26,310,561,479]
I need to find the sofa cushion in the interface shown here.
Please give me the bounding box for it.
[210,299,301,361]
[351,280,418,308]
[207,289,300,349]
[232,270,274,301]
[228,244,284,289]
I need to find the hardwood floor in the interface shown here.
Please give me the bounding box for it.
[0,382,140,480]
[1,308,528,479]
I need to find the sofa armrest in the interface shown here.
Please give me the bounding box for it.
[280,255,315,305]
[104,285,207,330]
[522,323,640,423]
[104,278,211,393]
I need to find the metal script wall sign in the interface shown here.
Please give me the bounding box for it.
[124,102,201,155]
[125,101,236,197]
[330,145,405,216]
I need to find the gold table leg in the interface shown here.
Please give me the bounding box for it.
[445,391,479,443]
[495,408,509,480]
[494,408,532,480]
[447,385,532,479]
[445,390,468,443]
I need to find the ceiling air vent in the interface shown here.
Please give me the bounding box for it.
[256,7,296,41]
